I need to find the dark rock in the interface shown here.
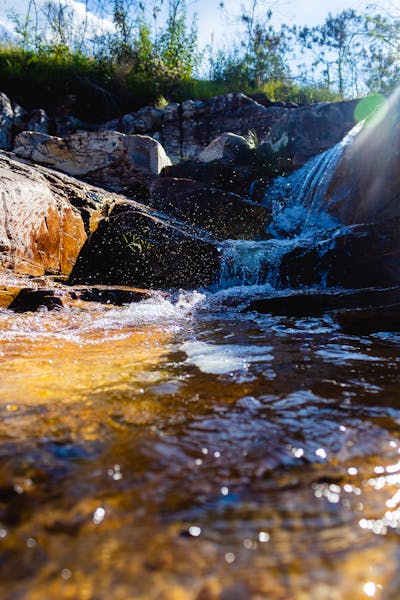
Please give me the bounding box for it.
[149,178,270,240]
[334,303,400,333]
[74,285,156,305]
[279,221,400,288]
[162,159,255,195]
[244,286,400,316]
[8,289,63,313]
[69,202,220,289]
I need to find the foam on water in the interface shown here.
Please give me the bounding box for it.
[0,291,206,344]
[180,340,273,375]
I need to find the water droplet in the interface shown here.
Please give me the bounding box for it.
[61,568,72,580]
[26,537,36,548]
[0,528,7,539]
[316,448,327,459]
[225,552,235,563]
[258,531,270,543]
[93,507,105,525]
[221,486,229,496]
[188,525,202,537]
[348,467,358,476]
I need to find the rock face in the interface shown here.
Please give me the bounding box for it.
[13,130,171,177]
[0,152,122,277]
[149,178,270,240]
[101,93,358,166]
[322,89,400,226]
[69,201,220,289]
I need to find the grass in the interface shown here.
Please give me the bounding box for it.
[0,44,344,122]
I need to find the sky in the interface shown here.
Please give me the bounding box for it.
[0,0,399,48]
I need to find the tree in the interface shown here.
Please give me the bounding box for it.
[209,1,290,90]
[297,10,364,97]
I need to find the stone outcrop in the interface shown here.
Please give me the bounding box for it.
[101,93,358,166]
[278,221,400,289]
[69,201,220,289]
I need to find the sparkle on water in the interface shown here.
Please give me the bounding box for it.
[0,281,400,600]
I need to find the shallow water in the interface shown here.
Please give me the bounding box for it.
[0,286,400,600]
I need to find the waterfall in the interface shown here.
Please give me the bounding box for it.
[216,122,364,291]
[265,121,364,238]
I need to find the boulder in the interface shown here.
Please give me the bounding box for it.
[69,201,220,289]
[0,153,88,276]
[321,89,400,227]
[0,152,131,277]
[267,100,358,168]
[149,178,270,240]
[197,133,253,164]
[26,108,50,134]
[13,130,171,178]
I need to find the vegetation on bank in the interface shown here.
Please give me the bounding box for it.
[0,0,399,120]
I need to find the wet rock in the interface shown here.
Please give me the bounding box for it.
[244,286,400,316]
[334,303,400,334]
[0,153,87,276]
[279,221,400,288]
[13,130,171,178]
[74,285,157,305]
[8,289,63,313]
[162,159,254,195]
[69,201,220,289]
[149,178,270,239]
[320,88,400,228]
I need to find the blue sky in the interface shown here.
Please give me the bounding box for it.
[1,0,398,48]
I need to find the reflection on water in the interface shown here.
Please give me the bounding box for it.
[1,289,400,599]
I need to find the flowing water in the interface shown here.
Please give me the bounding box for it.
[2,133,400,599]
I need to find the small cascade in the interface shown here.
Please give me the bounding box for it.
[216,122,365,292]
[265,121,364,238]
[217,238,300,289]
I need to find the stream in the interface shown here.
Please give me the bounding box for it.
[1,122,400,599]
[0,282,400,600]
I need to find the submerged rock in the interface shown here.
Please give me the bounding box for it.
[8,289,63,312]
[69,201,220,289]
[334,303,400,333]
